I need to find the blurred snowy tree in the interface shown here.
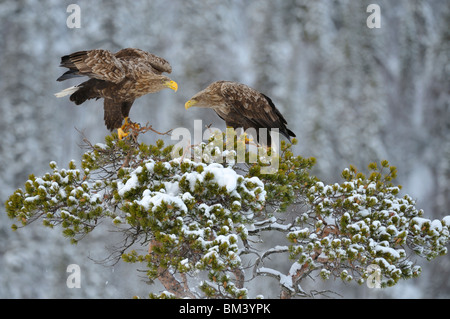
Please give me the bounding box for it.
[5,130,450,298]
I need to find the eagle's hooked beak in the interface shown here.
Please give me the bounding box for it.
[165,80,178,92]
[185,99,198,110]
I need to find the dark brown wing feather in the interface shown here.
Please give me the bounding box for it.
[103,99,134,131]
[114,48,172,74]
[70,78,106,105]
[58,49,125,83]
[261,93,296,138]
[220,82,296,141]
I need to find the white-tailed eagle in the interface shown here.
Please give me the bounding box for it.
[55,48,178,139]
[185,81,295,145]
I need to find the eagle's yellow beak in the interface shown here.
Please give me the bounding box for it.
[185,99,198,110]
[165,80,178,92]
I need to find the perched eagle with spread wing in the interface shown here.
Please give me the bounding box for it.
[185,81,296,145]
[55,48,178,139]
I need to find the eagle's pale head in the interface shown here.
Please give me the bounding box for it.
[160,76,178,92]
[185,82,225,110]
[145,75,178,93]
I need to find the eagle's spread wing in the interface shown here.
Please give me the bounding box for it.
[220,82,295,140]
[114,48,172,74]
[58,50,125,83]
[103,99,134,131]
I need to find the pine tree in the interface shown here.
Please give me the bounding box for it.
[5,128,450,299]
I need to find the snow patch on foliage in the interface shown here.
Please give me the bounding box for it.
[138,190,188,213]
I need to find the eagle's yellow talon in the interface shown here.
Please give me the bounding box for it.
[123,117,140,130]
[116,117,141,139]
[240,132,253,144]
[117,128,129,140]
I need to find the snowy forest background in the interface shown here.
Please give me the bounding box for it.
[0,0,449,298]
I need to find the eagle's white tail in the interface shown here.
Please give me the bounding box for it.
[54,86,79,98]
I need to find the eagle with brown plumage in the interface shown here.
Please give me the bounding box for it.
[55,48,178,139]
[185,81,296,145]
